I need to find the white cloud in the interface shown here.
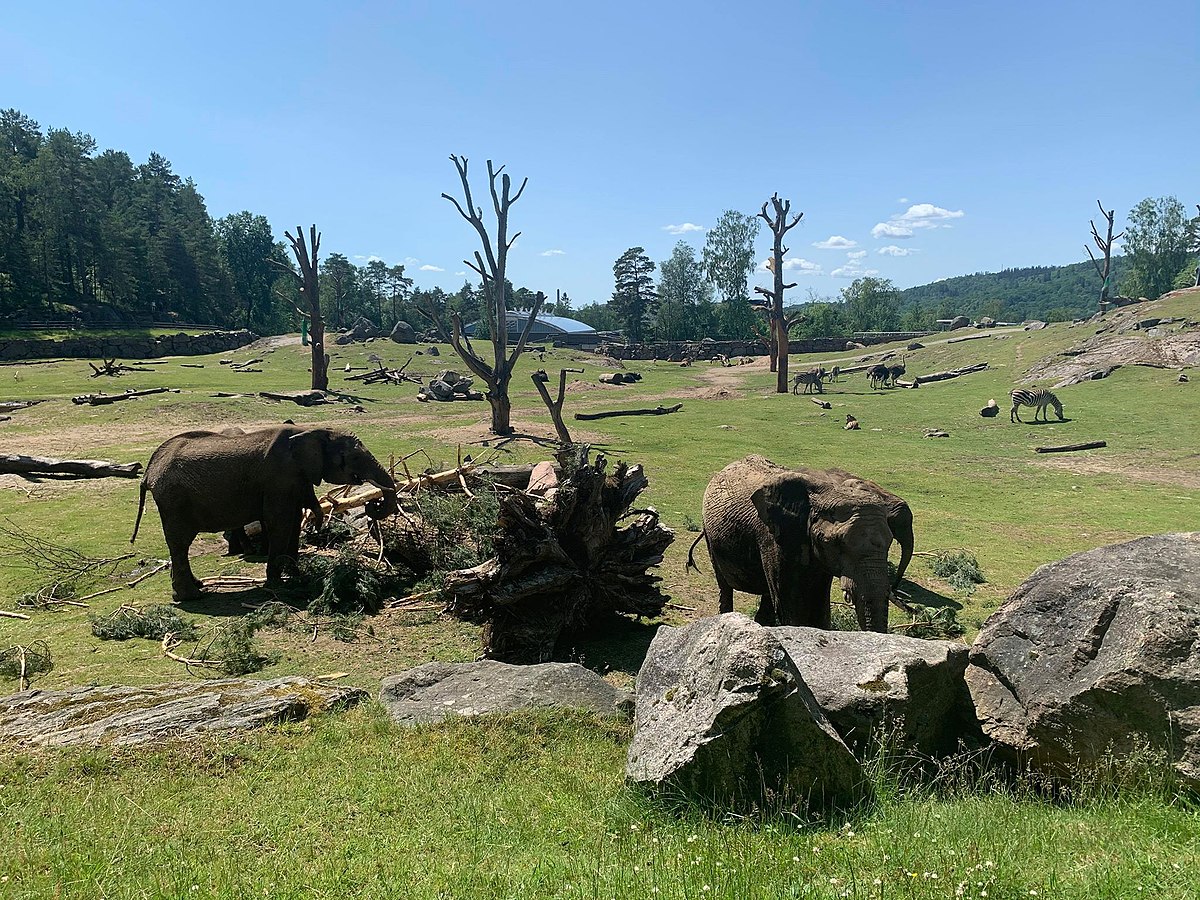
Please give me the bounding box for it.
[897,197,909,204]
[895,203,964,228]
[540,249,566,257]
[784,257,822,274]
[847,250,868,260]
[871,222,914,239]
[419,264,444,272]
[662,222,705,235]
[831,264,880,279]
[403,256,420,265]
[813,235,857,250]
[877,245,918,257]
[454,271,467,276]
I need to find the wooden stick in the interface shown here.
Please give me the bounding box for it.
[0,454,143,478]
[127,560,169,587]
[1034,441,1107,453]
[809,397,832,409]
[71,387,173,406]
[74,586,125,603]
[574,403,683,421]
[0,609,31,619]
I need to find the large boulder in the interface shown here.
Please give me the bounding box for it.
[773,627,978,757]
[390,320,416,344]
[0,677,367,748]
[378,661,631,725]
[335,316,381,345]
[626,613,865,809]
[966,533,1200,786]
[948,315,970,330]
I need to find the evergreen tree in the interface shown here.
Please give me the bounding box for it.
[611,246,658,342]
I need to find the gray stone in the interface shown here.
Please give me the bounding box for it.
[389,320,416,343]
[773,626,978,757]
[626,613,865,808]
[0,677,367,748]
[1024,320,1048,331]
[335,317,381,345]
[966,533,1200,786]
[948,315,970,330]
[378,661,631,725]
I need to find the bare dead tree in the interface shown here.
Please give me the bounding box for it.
[269,225,327,391]
[755,193,804,392]
[531,368,584,445]
[422,156,544,435]
[1085,201,1123,316]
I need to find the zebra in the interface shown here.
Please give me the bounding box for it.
[792,369,825,394]
[822,365,841,383]
[867,364,890,389]
[1009,388,1065,423]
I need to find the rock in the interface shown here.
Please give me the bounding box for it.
[526,460,559,497]
[1180,373,1190,383]
[626,613,865,809]
[965,533,1200,787]
[948,315,970,330]
[773,627,978,757]
[389,320,416,343]
[427,346,440,356]
[334,317,381,345]
[378,661,631,725]
[0,677,366,748]
[845,341,866,351]
[976,316,996,329]
[906,341,924,351]
[1052,365,1120,388]
[1024,320,1047,331]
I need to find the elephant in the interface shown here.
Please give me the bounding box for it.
[131,425,399,601]
[688,455,914,632]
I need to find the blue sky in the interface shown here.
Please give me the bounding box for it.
[4,0,1197,307]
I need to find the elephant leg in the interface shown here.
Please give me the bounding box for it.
[754,594,778,626]
[716,574,734,615]
[264,506,302,585]
[785,570,832,629]
[163,523,202,602]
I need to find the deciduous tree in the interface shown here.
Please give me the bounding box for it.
[701,210,760,339]
[1122,196,1191,300]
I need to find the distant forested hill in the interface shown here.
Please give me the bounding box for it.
[897,258,1126,323]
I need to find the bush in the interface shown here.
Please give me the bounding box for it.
[295,547,393,616]
[205,619,274,676]
[91,605,198,641]
[928,550,986,595]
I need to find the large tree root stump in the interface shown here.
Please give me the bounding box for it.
[443,447,674,664]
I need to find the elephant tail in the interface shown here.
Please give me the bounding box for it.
[130,480,149,544]
[685,530,707,573]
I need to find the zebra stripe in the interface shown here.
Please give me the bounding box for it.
[792,370,824,394]
[1010,388,1064,423]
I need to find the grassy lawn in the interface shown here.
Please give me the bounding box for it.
[0,293,1198,897]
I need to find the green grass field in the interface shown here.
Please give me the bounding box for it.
[1,293,1198,898]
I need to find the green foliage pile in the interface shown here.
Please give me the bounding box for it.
[296,548,392,617]
[381,486,499,575]
[90,604,198,641]
[0,640,52,682]
[204,619,275,676]
[928,551,987,595]
[900,603,967,640]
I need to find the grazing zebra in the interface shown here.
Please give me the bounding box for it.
[867,364,890,389]
[1009,388,1065,423]
[823,365,841,383]
[792,369,825,394]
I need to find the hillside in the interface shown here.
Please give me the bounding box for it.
[898,257,1129,323]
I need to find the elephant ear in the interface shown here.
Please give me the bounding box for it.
[750,474,813,565]
[287,429,329,485]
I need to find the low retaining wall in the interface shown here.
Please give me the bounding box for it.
[0,330,259,362]
[598,332,932,361]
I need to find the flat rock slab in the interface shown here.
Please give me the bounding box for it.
[774,626,977,757]
[0,677,367,748]
[627,613,865,809]
[966,532,1200,786]
[378,661,632,725]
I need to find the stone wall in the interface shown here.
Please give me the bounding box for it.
[0,329,259,362]
[598,332,931,361]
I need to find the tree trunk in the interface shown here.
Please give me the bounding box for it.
[489,384,513,436]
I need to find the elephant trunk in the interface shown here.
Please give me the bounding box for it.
[891,515,914,589]
[843,561,891,633]
[361,456,399,520]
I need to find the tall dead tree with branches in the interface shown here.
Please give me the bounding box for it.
[423,156,544,435]
[753,193,804,392]
[1085,201,1123,317]
[269,225,328,391]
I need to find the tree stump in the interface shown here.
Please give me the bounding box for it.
[443,447,674,663]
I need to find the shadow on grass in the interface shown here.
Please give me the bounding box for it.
[895,579,962,610]
[563,613,662,679]
[178,586,275,617]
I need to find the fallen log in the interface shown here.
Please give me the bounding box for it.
[0,454,142,478]
[88,359,154,377]
[180,363,205,369]
[0,400,47,412]
[946,333,994,344]
[72,387,174,406]
[231,358,264,369]
[598,373,627,385]
[259,390,329,406]
[810,397,832,409]
[1034,441,1107,454]
[574,403,683,421]
[914,362,989,384]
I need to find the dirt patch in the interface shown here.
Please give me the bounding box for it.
[564,379,624,393]
[681,386,739,400]
[242,334,302,351]
[1030,454,1200,489]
